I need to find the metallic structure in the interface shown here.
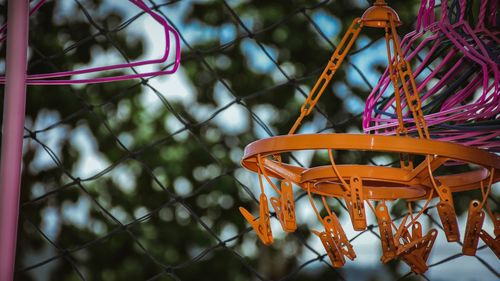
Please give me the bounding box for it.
[239,0,499,273]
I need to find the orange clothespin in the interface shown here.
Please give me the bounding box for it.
[397,229,437,274]
[270,180,297,232]
[345,176,367,231]
[324,214,356,260]
[437,201,459,242]
[420,229,437,263]
[435,185,460,242]
[239,193,273,245]
[462,200,485,256]
[400,252,428,274]
[397,229,437,260]
[375,202,398,263]
[313,213,356,267]
[313,230,346,267]
[479,230,500,259]
[476,212,500,259]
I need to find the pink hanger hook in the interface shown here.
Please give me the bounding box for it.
[0,0,181,85]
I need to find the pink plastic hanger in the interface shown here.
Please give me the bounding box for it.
[0,0,46,43]
[473,0,500,44]
[364,1,460,131]
[0,0,181,85]
[439,0,499,98]
[363,0,499,150]
[425,0,498,128]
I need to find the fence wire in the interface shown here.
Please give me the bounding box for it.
[2,0,498,280]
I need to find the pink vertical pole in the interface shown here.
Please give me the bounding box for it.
[0,0,29,280]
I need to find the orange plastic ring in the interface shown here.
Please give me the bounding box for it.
[241,134,500,200]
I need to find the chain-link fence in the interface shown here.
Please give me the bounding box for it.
[2,0,498,280]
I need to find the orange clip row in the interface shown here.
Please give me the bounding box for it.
[270,181,297,232]
[313,213,356,267]
[239,193,273,245]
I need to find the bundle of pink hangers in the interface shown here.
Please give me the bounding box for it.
[0,0,181,85]
[364,0,499,151]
